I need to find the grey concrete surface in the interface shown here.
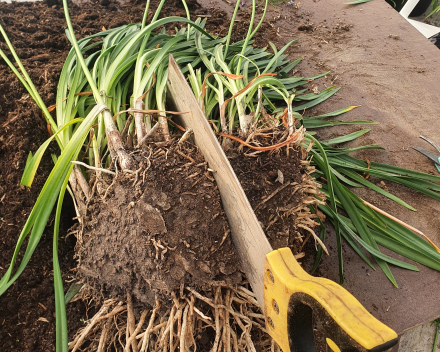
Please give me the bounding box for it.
[389,322,439,352]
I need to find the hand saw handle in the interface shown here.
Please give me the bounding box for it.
[264,248,398,352]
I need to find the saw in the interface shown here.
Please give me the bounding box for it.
[166,55,398,352]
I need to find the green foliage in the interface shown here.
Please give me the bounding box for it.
[1,0,440,348]
[428,0,440,18]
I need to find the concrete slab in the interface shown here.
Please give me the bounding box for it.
[396,323,438,352]
[284,0,440,335]
[200,0,440,337]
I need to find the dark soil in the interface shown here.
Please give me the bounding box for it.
[0,1,107,350]
[208,8,278,47]
[229,146,312,255]
[78,142,241,306]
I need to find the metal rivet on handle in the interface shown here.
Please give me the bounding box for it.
[267,317,275,329]
[272,300,279,314]
[267,269,274,283]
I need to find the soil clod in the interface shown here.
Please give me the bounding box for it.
[77,143,242,306]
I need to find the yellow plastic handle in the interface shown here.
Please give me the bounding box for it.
[264,248,398,352]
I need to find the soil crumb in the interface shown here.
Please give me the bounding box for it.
[77,142,241,305]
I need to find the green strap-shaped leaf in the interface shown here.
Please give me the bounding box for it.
[340,154,440,183]
[327,129,371,145]
[320,204,376,270]
[305,106,361,120]
[293,87,340,112]
[339,168,416,211]
[303,119,377,129]
[53,173,70,352]
[310,207,327,273]
[307,134,344,283]
[0,104,106,296]
[21,118,84,188]
[326,206,419,272]
[332,178,400,286]
[371,230,440,271]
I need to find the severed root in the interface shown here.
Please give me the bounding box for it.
[69,299,120,352]
[69,282,279,352]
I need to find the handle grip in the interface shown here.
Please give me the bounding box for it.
[264,248,398,352]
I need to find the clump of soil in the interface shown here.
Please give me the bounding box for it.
[229,143,324,258]
[71,137,326,352]
[77,142,241,305]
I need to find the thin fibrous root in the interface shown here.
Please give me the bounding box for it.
[71,161,116,176]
